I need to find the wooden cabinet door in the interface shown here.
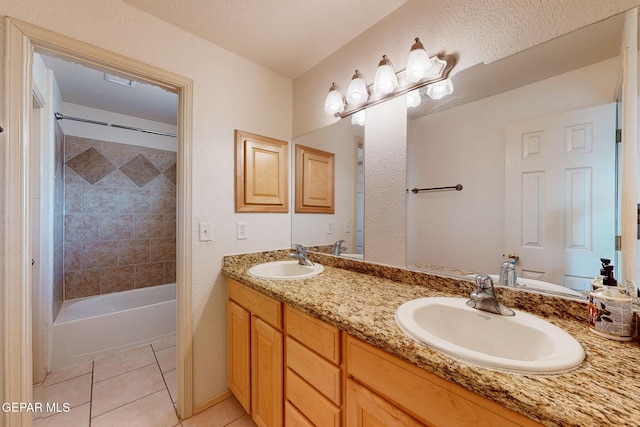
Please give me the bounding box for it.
[252,316,283,427]
[227,300,250,413]
[346,379,424,427]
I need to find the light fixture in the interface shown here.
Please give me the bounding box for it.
[425,78,454,100]
[346,70,369,105]
[322,38,455,118]
[406,38,432,83]
[351,110,365,126]
[104,73,137,88]
[373,55,398,95]
[323,82,345,115]
[406,89,421,108]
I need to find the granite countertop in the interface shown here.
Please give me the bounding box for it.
[222,250,640,427]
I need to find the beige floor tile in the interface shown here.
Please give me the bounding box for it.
[41,361,93,387]
[155,345,176,373]
[163,369,178,403]
[93,344,156,383]
[152,333,177,352]
[227,414,257,427]
[182,396,247,427]
[91,363,166,417]
[91,389,179,427]
[33,402,90,427]
[35,373,92,417]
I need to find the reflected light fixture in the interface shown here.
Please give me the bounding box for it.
[351,110,366,126]
[373,55,398,95]
[323,83,345,115]
[346,70,369,105]
[425,78,454,100]
[406,89,421,108]
[406,38,432,83]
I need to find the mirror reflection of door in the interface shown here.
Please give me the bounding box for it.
[504,103,616,291]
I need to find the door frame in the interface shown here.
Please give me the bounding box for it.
[3,17,194,424]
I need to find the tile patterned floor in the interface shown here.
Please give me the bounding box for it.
[33,335,256,426]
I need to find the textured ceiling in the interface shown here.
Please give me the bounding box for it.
[122,0,407,78]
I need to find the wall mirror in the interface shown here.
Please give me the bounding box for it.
[405,11,631,297]
[291,118,364,257]
[294,11,634,300]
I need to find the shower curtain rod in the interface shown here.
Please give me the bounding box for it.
[54,112,177,138]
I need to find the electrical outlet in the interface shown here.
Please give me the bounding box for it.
[345,220,352,233]
[199,223,213,241]
[237,222,248,240]
[326,220,334,234]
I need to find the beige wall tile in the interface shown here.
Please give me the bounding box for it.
[64,242,82,271]
[118,239,150,265]
[64,214,100,242]
[100,214,134,241]
[81,186,118,213]
[165,261,176,283]
[66,147,116,185]
[81,241,118,269]
[100,266,134,294]
[64,271,100,299]
[134,214,164,238]
[150,238,176,262]
[119,188,150,213]
[164,214,176,238]
[135,262,165,288]
[65,184,82,213]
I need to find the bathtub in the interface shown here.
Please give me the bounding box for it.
[51,283,176,371]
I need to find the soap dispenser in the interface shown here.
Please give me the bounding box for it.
[588,258,634,341]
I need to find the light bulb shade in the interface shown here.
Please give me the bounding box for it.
[426,78,453,100]
[406,37,432,83]
[373,55,398,95]
[324,83,345,115]
[351,110,366,126]
[346,70,369,105]
[406,89,421,108]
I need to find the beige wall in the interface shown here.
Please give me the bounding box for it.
[0,0,292,411]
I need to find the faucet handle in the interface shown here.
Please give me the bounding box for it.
[475,274,494,289]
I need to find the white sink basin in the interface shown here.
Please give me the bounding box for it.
[248,260,324,280]
[396,297,584,374]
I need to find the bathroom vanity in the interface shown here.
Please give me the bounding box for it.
[223,250,640,427]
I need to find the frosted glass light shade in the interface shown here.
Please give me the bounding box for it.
[346,70,369,105]
[373,55,398,95]
[351,110,365,126]
[324,83,345,115]
[406,89,421,108]
[406,38,432,83]
[426,78,453,100]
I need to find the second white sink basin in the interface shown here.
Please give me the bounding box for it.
[248,260,324,280]
[396,297,584,375]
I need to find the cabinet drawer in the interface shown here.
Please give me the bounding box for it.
[285,401,314,427]
[346,379,423,427]
[286,369,341,427]
[346,336,540,427]
[228,278,282,329]
[285,305,340,364]
[286,337,341,405]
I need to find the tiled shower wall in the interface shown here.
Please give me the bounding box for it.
[53,122,65,317]
[63,135,177,300]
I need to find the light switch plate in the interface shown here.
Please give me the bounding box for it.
[199,223,213,241]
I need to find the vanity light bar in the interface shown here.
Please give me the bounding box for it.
[336,55,456,119]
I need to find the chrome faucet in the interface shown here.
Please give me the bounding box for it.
[331,240,346,255]
[466,274,515,316]
[289,244,314,266]
[498,258,517,287]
